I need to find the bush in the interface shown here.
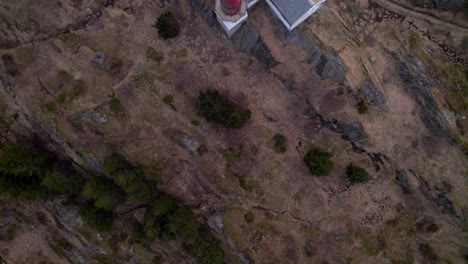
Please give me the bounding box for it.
[0,143,50,177]
[303,149,334,176]
[273,134,287,153]
[114,170,152,203]
[152,194,178,217]
[146,47,164,63]
[198,90,251,128]
[154,12,180,40]
[0,143,52,200]
[346,164,369,184]
[83,178,126,210]
[188,228,224,264]
[109,97,123,113]
[357,99,368,114]
[244,212,254,223]
[41,170,84,195]
[103,153,128,175]
[78,204,114,232]
[162,95,173,105]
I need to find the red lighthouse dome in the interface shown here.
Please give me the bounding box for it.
[220,0,242,16]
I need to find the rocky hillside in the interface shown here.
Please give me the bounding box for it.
[0,0,467,263]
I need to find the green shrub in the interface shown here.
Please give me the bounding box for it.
[114,170,152,203]
[419,243,438,262]
[198,90,251,128]
[152,194,177,217]
[303,149,334,176]
[162,95,173,105]
[357,99,368,114]
[191,119,200,126]
[45,101,58,113]
[103,153,128,175]
[273,133,287,153]
[131,222,145,243]
[109,97,123,113]
[244,212,255,224]
[0,143,50,177]
[154,12,180,40]
[187,228,224,264]
[41,170,84,195]
[0,143,52,200]
[83,178,126,210]
[346,164,369,184]
[146,47,164,63]
[78,204,114,232]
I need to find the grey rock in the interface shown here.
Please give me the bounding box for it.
[395,170,411,194]
[409,55,426,73]
[208,213,224,233]
[281,79,294,91]
[0,73,15,93]
[434,193,458,217]
[396,60,450,139]
[180,137,201,156]
[272,24,347,83]
[92,110,107,124]
[232,24,259,52]
[80,113,90,123]
[333,121,368,144]
[358,79,387,111]
[263,111,279,122]
[304,106,317,119]
[90,51,105,68]
[369,55,377,62]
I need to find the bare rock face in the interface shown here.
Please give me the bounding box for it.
[357,79,387,111]
[395,170,411,194]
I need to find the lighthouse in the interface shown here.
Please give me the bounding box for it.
[215,0,249,37]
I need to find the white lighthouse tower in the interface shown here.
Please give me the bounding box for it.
[215,0,249,37]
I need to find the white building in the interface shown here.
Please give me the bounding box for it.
[266,0,326,31]
[215,0,325,37]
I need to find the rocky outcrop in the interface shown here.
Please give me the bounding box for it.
[357,79,388,111]
[396,58,451,139]
[271,18,347,83]
[395,170,411,194]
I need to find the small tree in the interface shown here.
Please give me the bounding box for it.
[78,204,114,232]
[83,178,126,210]
[115,169,152,203]
[103,153,128,175]
[154,12,180,40]
[41,170,84,195]
[273,134,287,153]
[198,90,251,128]
[303,149,334,176]
[346,164,369,184]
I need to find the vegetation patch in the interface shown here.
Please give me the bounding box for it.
[198,90,251,128]
[83,178,126,210]
[303,149,334,176]
[346,164,369,184]
[45,101,58,113]
[272,133,287,153]
[357,99,369,114]
[109,97,123,113]
[78,204,114,232]
[244,212,255,224]
[154,12,180,40]
[162,95,173,105]
[146,47,164,64]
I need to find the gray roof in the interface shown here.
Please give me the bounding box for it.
[270,0,313,26]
